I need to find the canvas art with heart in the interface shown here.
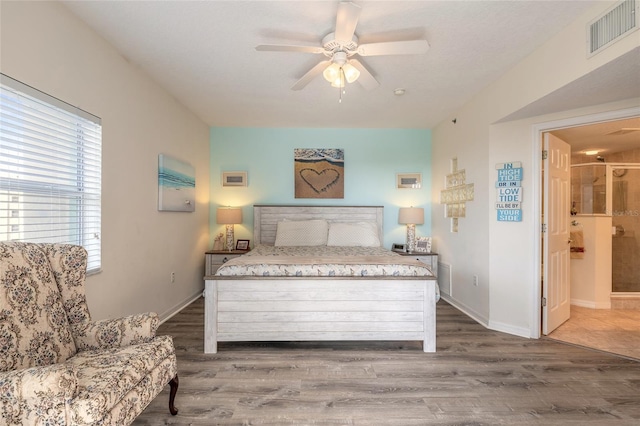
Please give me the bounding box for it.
[294,148,344,199]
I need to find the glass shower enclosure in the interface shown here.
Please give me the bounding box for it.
[571,163,639,294]
[611,166,639,293]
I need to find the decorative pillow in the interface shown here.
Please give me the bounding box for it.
[327,221,381,247]
[274,219,329,246]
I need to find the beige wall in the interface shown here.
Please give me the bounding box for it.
[1,1,210,321]
[570,216,612,309]
[432,0,640,337]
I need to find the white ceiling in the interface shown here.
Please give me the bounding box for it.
[62,1,639,152]
[551,116,640,156]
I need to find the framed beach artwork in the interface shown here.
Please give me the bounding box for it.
[158,154,195,212]
[294,148,344,199]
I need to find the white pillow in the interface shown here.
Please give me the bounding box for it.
[274,219,329,246]
[327,221,381,247]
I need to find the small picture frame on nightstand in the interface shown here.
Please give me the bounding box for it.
[415,237,432,253]
[235,239,250,251]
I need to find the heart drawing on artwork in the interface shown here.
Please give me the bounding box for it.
[299,168,340,193]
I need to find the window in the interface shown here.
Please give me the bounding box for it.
[0,74,102,272]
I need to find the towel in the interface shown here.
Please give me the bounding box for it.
[570,230,585,259]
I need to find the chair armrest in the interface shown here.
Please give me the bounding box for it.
[0,364,77,424]
[72,312,159,351]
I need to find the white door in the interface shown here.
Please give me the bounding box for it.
[542,133,571,334]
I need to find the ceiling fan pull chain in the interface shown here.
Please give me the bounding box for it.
[342,68,346,96]
[339,67,344,103]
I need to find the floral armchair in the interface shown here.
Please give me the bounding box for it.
[0,242,178,425]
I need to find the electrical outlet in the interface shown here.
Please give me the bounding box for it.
[171,272,175,283]
[473,275,479,286]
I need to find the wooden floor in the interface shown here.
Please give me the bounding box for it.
[133,297,640,425]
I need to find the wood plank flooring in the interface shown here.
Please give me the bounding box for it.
[133,297,640,425]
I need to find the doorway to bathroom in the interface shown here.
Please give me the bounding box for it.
[539,114,640,358]
[540,115,640,359]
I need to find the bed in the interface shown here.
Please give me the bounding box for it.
[204,205,438,353]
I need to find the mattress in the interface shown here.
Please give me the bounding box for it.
[215,245,435,278]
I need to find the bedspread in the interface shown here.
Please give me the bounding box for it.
[215,245,435,278]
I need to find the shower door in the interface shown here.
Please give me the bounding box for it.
[611,167,640,293]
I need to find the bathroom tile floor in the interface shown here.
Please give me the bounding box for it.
[547,305,640,360]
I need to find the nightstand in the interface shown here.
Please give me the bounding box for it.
[205,250,249,276]
[397,252,438,277]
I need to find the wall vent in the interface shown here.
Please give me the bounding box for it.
[437,262,452,297]
[588,0,638,56]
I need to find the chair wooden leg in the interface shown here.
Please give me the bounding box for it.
[168,374,179,415]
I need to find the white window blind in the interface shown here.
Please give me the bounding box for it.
[0,74,102,272]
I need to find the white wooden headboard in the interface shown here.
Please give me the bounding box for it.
[253,205,384,246]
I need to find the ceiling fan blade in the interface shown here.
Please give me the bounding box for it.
[349,59,379,91]
[256,44,325,54]
[357,40,430,56]
[291,60,331,91]
[335,2,361,43]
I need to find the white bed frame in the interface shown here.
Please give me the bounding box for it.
[204,205,437,353]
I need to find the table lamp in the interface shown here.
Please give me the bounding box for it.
[399,207,424,252]
[216,207,242,251]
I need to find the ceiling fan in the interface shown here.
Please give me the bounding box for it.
[256,1,429,91]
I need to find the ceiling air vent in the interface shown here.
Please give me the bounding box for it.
[588,0,638,56]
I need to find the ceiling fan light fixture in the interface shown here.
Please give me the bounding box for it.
[323,50,360,87]
[259,2,430,92]
[324,63,359,87]
[323,63,341,83]
[342,63,360,83]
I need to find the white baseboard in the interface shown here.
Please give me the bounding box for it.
[571,298,611,309]
[611,292,640,299]
[440,294,490,328]
[158,290,203,324]
[441,294,531,338]
[487,319,531,338]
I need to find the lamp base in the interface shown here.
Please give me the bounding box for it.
[406,224,416,252]
[225,224,234,251]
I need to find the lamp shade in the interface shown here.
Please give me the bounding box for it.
[216,207,242,224]
[398,207,424,225]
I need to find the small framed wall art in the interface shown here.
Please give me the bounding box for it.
[222,171,247,187]
[396,173,422,189]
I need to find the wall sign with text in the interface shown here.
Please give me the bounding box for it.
[496,162,522,222]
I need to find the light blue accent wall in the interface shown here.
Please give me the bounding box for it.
[210,127,432,249]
